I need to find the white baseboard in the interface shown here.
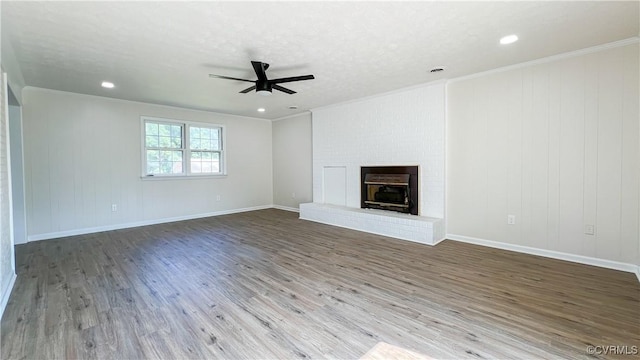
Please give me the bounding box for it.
[636,266,640,283]
[433,236,447,245]
[272,205,300,213]
[1,272,17,319]
[27,205,273,242]
[446,234,638,274]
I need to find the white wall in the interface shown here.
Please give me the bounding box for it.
[447,43,639,269]
[8,103,25,245]
[272,113,312,211]
[0,71,17,317]
[22,87,273,240]
[311,82,446,219]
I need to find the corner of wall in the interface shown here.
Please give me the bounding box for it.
[271,112,313,210]
[272,205,300,213]
[1,33,26,104]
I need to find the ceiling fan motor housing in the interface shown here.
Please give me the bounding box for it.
[256,81,272,93]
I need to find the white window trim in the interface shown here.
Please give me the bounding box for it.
[140,116,227,179]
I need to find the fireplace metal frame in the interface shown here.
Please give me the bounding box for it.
[360,166,419,215]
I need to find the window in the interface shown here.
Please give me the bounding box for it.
[142,117,224,177]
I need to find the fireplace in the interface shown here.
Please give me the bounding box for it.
[361,166,418,215]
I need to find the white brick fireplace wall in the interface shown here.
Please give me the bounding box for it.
[301,82,446,245]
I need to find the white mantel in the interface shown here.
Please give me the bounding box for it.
[301,82,446,245]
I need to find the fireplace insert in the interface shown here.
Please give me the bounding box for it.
[361,166,418,215]
[375,185,406,204]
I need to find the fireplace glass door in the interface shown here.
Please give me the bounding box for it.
[363,173,411,213]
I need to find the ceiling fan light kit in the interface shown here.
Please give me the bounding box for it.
[209,61,314,95]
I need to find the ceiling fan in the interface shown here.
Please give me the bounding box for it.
[209,61,314,96]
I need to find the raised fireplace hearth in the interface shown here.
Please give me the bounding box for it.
[361,166,418,215]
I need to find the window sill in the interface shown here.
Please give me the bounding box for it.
[140,174,228,181]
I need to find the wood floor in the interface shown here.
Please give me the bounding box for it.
[1,209,638,359]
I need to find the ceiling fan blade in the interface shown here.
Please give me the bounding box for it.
[209,74,255,83]
[239,85,257,93]
[272,85,296,94]
[251,61,268,82]
[269,75,315,84]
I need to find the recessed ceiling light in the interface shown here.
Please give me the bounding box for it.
[101,81,115,88]
[257,108,266,112]
[499,34,518,45]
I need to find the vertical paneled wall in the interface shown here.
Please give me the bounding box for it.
[22,88,273,240]
[447,43,639,266]
[0,70,16,313]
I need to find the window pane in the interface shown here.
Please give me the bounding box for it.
[146,147,161,174]
[159,151,170,161]
[145,122,182,149]
[159,124,171,136]
[159,136,171,148]
[145,135,158,148]
[194,129,217,150]
[146,150,159,162]
[155,136,180,149]
[146,123,159,136]
[190,127,200,139]
[160,151,182,162]
[211,152,220,172]
[215,129,221,149]
[190,151,220,174]
[171,136,182,148]
[171,125,181,137]
[201,128,211,141]
[173,162,183,173]
[189,126,220,151]
[190,151,201,173]
[155,150,183,174]
[147,162,160,174]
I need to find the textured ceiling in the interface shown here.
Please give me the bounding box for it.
[2,1,638,120]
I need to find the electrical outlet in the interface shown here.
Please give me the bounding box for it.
[111,204,117,212]
[216,195,221,201]
[585,225,595,235]
[291,192,296,199]
[507,215,516,225]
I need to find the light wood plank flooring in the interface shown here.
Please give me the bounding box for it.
[1,209,639,359]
